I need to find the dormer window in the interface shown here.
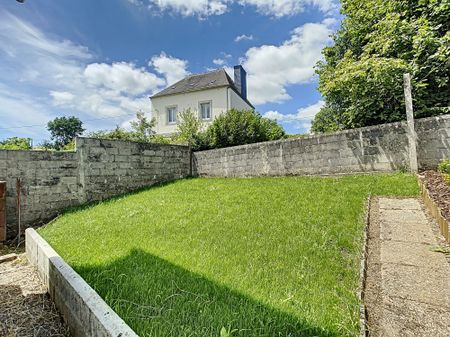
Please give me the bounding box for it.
[200,101,212,120]
[167,106,177,124]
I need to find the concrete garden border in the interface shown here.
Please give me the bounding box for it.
[25,228,139,337]
[418,176,450,244]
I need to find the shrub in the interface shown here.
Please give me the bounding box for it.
[175,109,203,146]
[0,137,32,150]
[438,159,450,174]
[438,159,450,185]
[201,109,285,150]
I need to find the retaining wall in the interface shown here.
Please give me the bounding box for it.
[0,138,190,239]
[193,115,450,177]
[25,228,139,337]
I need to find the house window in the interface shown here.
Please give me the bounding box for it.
[200,102,212,120]
[167,106,177,124]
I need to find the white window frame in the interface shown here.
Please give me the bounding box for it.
[199,101,212,121]
[166,106,177,124]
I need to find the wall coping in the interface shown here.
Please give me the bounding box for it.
[76,137,190,150]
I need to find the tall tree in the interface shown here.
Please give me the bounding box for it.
[47,116,84,149]
[313,0,450,133]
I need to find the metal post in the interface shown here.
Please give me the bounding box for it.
[403,73,418,173]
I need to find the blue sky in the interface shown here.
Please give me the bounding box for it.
[0,0,341,142]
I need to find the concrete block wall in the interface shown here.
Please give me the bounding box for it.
[77,138,190,202]
[0,150,80,239]
[0,138,191,239]
[193,115,450,177]
[416,115,450,169]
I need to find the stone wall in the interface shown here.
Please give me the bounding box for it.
[0,138,190,239]
[416,115,450,169]
[193,115,450,177]
[3,115,449,239]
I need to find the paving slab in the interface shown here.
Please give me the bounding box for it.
[380,219,436,244]
[366,197,450,337]
[380,240,445,267]
[378,296,450,337]
[378,198,422,210]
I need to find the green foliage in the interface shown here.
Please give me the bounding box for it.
[314,0,450,132]
[88,112,158,143]
[0,137,32,150]
[150,134,173,145]
[88,126,137,142]
[311,104,344,133]
[176,108,203,146]
[130,111,156,141]
[202,109,286,150]
[34,140,56,151]
[438,159,450,174]
[47,116,84,149]
[86,109,284,150]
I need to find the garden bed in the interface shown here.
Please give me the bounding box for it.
[419,171,450,222]
[38,174,419,337]
[418,170,450,244]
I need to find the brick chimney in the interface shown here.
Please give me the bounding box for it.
[234,65,247,100]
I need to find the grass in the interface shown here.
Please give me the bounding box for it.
[39,174,419,337]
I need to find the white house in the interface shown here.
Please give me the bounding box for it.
[151,65,254,135]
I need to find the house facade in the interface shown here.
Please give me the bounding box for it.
[151,65,254,135]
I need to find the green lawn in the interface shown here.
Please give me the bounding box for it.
[39,174,419,337]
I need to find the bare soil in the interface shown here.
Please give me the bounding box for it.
[0,254,70,337]
[420,170,450,222]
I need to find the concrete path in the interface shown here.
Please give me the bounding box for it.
[366,198,450,337]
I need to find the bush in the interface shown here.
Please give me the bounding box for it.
[200,109,285,150]
[438,159,450,174]
[175,109,203,146]
[0,137,32,150]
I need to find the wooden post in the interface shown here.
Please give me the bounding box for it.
[0,181,6,242]
[403,73,418,173]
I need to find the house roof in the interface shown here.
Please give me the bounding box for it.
[150,68,254,108]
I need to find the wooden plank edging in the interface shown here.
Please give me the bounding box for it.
[417,175,450,244]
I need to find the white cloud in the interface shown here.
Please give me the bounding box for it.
[235,34,254,42]
[148,0,229,17]
[49,91,76,106]
[0,11,187,140]
[263,100,324,132]
[213,58,226,66]
[129,0,337,17]
[84,62,164,95]
[150,52,190,85]
[242,19,336,105]
[239,0,336,17]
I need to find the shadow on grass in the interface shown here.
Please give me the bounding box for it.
[76,249,340,337]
